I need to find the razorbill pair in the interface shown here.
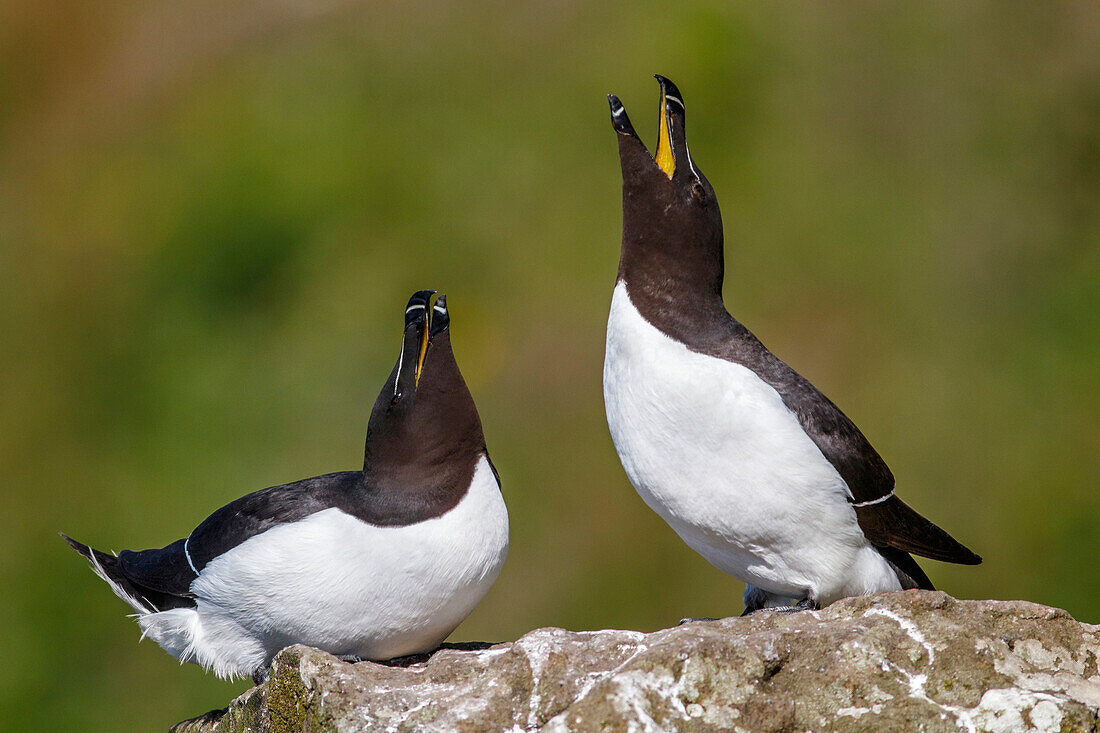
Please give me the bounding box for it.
[604,76,980,613]
[62,291,508,681]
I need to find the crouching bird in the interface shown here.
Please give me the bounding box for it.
[62,290,508,682]
[603,76,980,615]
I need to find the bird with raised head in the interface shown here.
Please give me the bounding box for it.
[62,290,508,681]
[603,76,980,615]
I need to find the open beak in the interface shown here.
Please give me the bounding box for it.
[401,290,451,391]
[607,75,685,180]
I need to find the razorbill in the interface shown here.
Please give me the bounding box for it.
[62,290,508,681]
[603,76,980,614]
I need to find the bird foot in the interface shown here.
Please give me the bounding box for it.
[380,651,433,668]
[338,654,366,664]
[251,667,270,685]
[678,616,719,625]
[338,653,419,667]
[742,598,819,616]
[337,643,499,670]
[772,598,819,614]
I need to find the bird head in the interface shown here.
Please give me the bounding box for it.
[609,76,724,297]
[364,290,485,479]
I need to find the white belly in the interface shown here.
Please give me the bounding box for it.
[603,282,898,603]
[140,456,509,679]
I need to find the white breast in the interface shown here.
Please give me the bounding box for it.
[603,282,898,603]
[138,456,509,679]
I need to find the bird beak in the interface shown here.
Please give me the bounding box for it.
[608,75,686,181]
[608,94,639,139]
[403,289,435,390]
[415,318,429,388]
[653,75,678,179]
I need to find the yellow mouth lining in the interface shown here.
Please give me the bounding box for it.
[654,88,675,179]
[414,316,429,387]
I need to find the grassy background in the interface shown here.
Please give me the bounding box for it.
[3,1,1098,728]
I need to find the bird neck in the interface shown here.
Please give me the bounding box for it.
[360,339,487,502]
[617,225,729,337]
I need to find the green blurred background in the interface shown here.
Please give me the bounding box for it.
[3,1,1098,729]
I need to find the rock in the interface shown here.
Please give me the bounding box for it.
[173,591,1100,732]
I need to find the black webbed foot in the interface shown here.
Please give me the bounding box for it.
[341,643,499,670]
[338,654,366,664]
[380,651,433,667]
[773,598,820,614]
[678,617,719,625]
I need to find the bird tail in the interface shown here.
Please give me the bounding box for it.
[855,496,982,566]
[60,533,248,679]
[59,532,155,614]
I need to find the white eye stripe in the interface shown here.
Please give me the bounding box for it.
[405,304,426,314]
[612,105,627,117]
[433,304,447,313]
[664,94,684,109]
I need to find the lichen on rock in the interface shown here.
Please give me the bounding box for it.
[173,591,1100,732]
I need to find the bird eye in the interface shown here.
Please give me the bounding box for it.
[690,181,706,202]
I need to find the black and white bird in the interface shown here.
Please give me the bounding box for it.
[603,77,980,614]
[62,290,508,681]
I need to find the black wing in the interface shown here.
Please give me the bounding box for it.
[62,471,363,611]
[184,471,361,571]
[724,324,981,566]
